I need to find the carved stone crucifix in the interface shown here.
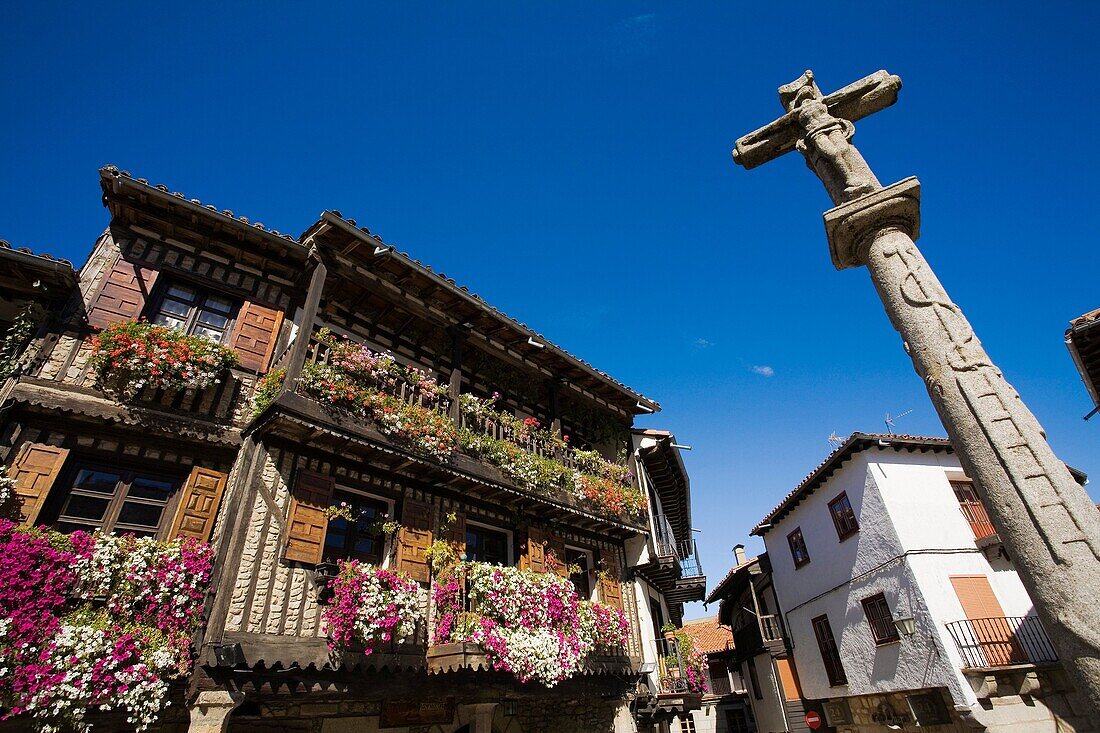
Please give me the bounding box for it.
[735,70,1100,720]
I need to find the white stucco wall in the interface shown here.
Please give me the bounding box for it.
[762,447,1040,709]
[745,652,787,733]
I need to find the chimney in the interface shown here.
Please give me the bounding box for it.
[734,544,746,565]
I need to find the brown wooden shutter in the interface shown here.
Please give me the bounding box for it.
[167,467,228,543]
[598,550,624,610]
[228,301,284,373]
[445,511,466,559]
[283,469,335,565]
[395,498,433,583]
[546,533,568,578]
[520,526,547,573]
[86,258,159,329]
[6,443,69,527]
[775,658,803,701]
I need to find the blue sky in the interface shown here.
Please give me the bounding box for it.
[3,3,1098,620]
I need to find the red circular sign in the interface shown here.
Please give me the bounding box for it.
[805,711,822,730]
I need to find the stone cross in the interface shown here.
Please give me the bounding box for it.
[734,70,1100,720]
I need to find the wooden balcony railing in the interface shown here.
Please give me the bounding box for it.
[959,499,998,542]
[945,616,1057,669]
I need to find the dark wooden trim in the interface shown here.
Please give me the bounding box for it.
[281,258,328,395]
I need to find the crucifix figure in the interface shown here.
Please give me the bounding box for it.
[734,70,1100,720]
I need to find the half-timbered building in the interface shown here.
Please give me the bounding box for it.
[0,166,706,733]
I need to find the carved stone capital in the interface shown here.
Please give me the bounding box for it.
[824,177,921,270]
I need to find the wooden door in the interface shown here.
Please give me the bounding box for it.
[950,575,1021,666]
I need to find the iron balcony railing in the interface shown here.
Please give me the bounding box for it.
[652,637,706,695]
[653,514,679,560]
[945,616,1057,669]
[680,540,704,579]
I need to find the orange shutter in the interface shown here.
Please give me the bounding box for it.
[546,533,568,578]
[6,443,69,526]
[520,527,547,573]
[167,467,228,543]
[598,550,624,610]
[775,657,803,701]
[86,259,159,329]
[950,575,1020,665]
[396,498,434,583]
[283,469,335,565]
[229,301,284,373]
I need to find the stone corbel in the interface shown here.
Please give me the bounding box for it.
[953,704,988,731]
[187,690,244,733]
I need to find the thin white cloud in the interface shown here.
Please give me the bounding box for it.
[750,365,775,377]
[693,338,714,349]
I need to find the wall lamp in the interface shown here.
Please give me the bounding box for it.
[893,614,917,638]
[670,443,693,451]
[527,337,545,348]
[373,245,391,256]
[636,402,655,413]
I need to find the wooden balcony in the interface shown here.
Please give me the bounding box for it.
[254,328,646,534]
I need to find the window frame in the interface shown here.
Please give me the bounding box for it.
[45,461,185,539]
[861,592,900,645]
[827,491,859,541]
[787,527,811,568]
[464,520,513,566]
[811,614,847,686]
[564,544,595,600]
[146,279,240,344]
[323,488,394,566]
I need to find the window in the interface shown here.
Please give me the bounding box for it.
[650,596,665,640]
[828,492,859,540]
[323,491,390,564]
[787,527,810,568]
[811,614,847,686]
[465,524,510,565]
[566,546,592,598]
[150,282,238,343]
[861,593,900,645]
[49,465,181,538]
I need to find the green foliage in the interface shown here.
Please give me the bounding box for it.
[0,304,39,380]
[249,367,286,418]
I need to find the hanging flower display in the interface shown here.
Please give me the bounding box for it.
[432,563,628,686]
[663,627,710,694]
[0,521,214,732]
[89,320,238,397]
[321,561,423,653]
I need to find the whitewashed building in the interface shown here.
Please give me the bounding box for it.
[752,432,1091,732]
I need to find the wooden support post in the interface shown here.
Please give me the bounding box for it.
[447,327,466,422]
[281,254,328,397]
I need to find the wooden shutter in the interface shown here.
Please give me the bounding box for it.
[546,533,568,578]
[598,550,624,610]
[167,467,228,543]
[229,301,284,373]
[445,511,466,559]
[86,258,159,329]
[283,469,335,565]
[775,658,803,701]
[396,498,433,583]
[520,526,547,573]
[6,443,69,526]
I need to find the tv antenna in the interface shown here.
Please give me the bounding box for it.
[827,431,845,446]
[884,409,913,435]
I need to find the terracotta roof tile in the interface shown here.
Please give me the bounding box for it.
[679,616,733,655]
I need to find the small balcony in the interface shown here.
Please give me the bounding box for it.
[945,616,1058,670]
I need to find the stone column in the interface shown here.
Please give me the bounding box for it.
[825,177,1100,715]
[187,690,243,733]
